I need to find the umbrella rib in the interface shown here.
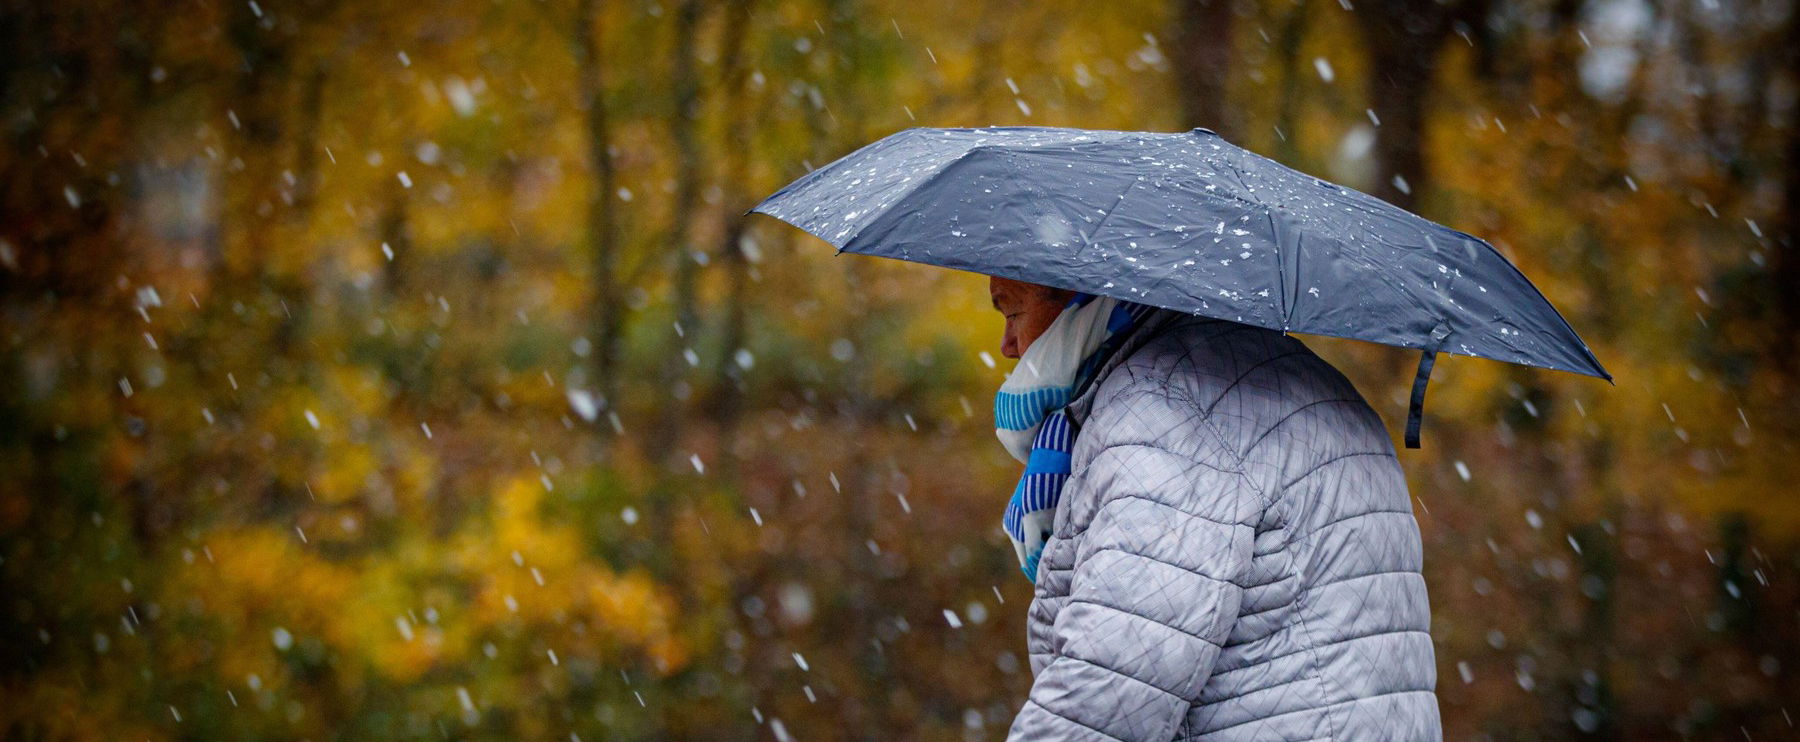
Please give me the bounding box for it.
[1080,176,1142,250]
[1265,209,1296,331]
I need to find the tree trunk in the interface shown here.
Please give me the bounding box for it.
[1351,0,1454,213]
[576,0,624,417]
[378,183,412,293]
[223,0,294,280]
[649,0,706,468]
[1170,0,1237,138]
[706,0,758,460]
[1271,0,1311,162]
[291,65,328,218]
[1776,12,1800,369]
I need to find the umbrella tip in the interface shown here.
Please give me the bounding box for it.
[1190,127,1218,136]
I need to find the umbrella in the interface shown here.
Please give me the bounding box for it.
[749,126,1610,448]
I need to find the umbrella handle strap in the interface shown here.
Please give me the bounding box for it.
[1404,324,1452,450]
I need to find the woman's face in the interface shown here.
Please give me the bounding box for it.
[989,276,1072,359]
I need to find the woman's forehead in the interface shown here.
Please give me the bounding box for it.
[990,276,1032,296]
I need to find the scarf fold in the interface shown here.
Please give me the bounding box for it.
[997,293,1155,581]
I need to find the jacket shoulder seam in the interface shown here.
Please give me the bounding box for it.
[1242,398,1365,455]
[1202,350,1313,416]
[1281,451,1394,489]
[1086,379,1265,498]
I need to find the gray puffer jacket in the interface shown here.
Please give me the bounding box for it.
[1008,310,1440,741]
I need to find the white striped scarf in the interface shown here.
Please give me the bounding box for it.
[997,293,1155,580]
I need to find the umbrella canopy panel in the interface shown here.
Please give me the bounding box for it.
[754,127,1609,383]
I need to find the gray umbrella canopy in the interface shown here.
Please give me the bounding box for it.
[750,126,1609,447]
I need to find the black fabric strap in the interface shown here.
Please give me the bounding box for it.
[1405,323,1452,450]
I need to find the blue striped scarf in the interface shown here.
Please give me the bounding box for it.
[997,293,1155,581]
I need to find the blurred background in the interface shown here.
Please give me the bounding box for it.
[2,0,1798,738]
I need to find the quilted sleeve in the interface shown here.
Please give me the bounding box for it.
[1007,413,1259,741]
